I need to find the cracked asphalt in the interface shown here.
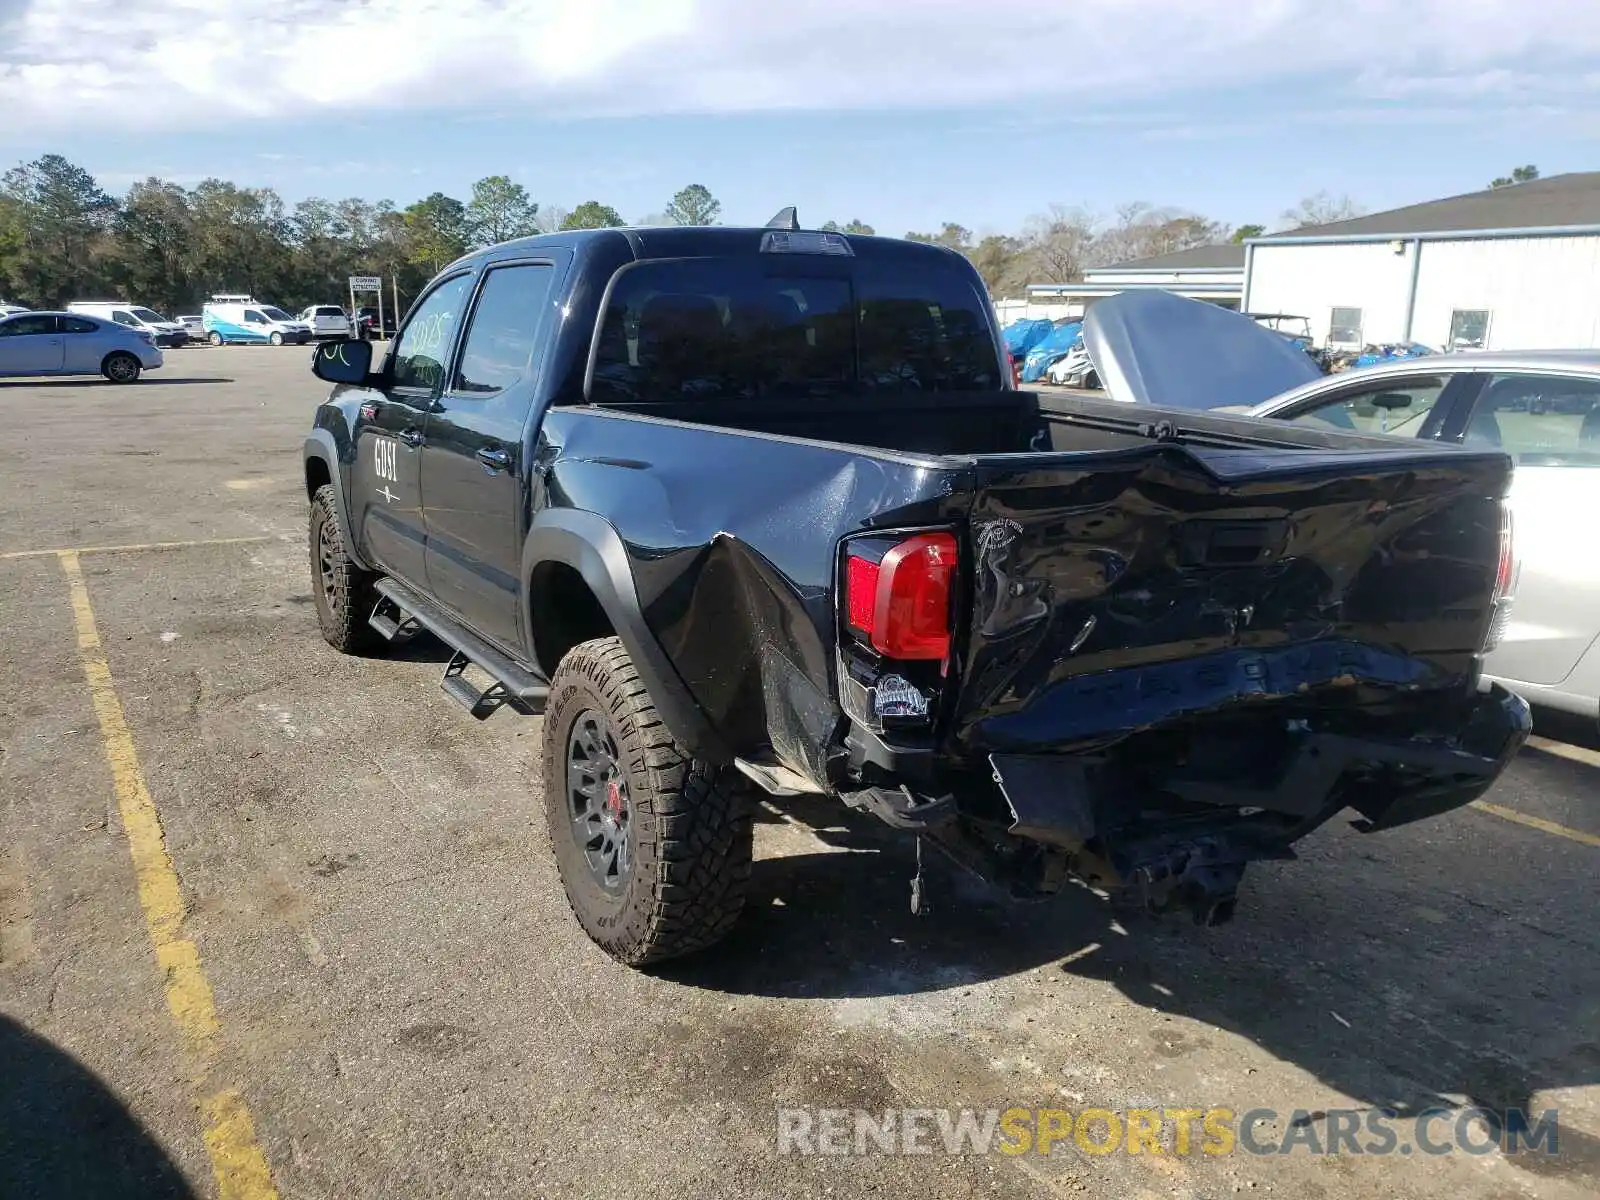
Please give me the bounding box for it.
[1,346,1597,1199]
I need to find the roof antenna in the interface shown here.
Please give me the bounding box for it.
[766,206,800,231]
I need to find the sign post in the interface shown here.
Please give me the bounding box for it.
[347,275,384,340]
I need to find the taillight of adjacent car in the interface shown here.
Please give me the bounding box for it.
[1484,505,1516,653]
[837,531,959,733]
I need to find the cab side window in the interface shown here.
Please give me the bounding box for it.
[1462,373,1600,463]
[453,264,556,395]
[112,311,136,326]
[1283,375,1446,437]
[391,274,473,393]
[244,310,267,324]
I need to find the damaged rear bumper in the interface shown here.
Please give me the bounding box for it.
[858,684,1531,925]
[992,683,1530,842]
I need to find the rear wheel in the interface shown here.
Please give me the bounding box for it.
[101,352,141,384]
[308,485,382,654]
[543,636,753,966]
[208,331,223,346]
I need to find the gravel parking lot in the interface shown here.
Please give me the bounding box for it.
[2,346,1597,1199]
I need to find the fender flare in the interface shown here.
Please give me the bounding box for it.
[523,508,728,762]
[303,431,371,571]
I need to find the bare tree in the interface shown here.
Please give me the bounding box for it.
[1019,204,1098,283]
[1281,191,1364,230]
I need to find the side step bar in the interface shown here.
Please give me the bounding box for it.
[371,579,548,720]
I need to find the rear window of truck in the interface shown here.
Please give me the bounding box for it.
[589,256,999,403]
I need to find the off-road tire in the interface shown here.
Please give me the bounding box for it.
[544,636,753,966]
[308,484,382,654]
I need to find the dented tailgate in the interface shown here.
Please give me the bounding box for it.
[951,438,1513,756]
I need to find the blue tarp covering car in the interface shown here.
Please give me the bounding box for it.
[1002,318,1055,359]
[1351,342,1435,369]
[1021,320,1084,382]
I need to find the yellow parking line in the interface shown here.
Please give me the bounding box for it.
[1526,734,1600,770]
[1,535,274,561]
[1470,801,1600,849]
[58,551,280,1200]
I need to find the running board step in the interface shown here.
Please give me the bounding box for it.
[368,595,422,643]
[441,651,536,720]
[372,578,549,721]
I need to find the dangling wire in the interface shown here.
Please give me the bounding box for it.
[910,835,928,916]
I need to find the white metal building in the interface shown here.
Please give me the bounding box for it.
[1005,244,1244,322]
[1243,173,1600,352]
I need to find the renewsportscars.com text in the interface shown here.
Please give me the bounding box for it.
[775,1106,1560,1158]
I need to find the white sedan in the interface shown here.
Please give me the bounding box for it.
[1070,292,1600,728]
[1247,351,1600,725]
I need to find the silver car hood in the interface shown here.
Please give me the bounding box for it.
[1083,290,1322,410]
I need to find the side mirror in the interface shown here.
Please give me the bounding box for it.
[1371,391,1414,411]
[311,338,374,385]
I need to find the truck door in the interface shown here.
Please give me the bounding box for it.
[419,259,562,654]
[350,270,475,588]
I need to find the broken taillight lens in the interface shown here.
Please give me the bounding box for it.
[844,532,958,661]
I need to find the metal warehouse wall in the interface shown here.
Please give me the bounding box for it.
[1245,242,1415,346]
[1410,235,1600,350]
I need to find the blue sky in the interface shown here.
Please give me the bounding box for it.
[3,0,1599,236]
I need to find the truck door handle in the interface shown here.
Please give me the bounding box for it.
[398,428,424,448]
[475,446,511,472]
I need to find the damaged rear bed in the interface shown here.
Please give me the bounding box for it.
[803,398,1529,923]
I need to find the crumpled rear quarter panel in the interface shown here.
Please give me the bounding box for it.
[538,410,963,780]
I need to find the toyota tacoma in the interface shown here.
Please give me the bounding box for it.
[302,214,1529,965]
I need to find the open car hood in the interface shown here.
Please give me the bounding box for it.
[1083,290,1322,410]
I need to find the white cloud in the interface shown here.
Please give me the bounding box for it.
[2,0,1599,128]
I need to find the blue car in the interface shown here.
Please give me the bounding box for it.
[0,310,165,382]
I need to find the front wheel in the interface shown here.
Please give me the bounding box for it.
[308,485,382,654]
[208,331,223,346]
[270,332,284,347]
[543,636,753,966]
[102,352,141,383]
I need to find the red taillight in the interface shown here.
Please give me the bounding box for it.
[845,555,880,634]
[845,532,958,661]
[1006,349,1020,389]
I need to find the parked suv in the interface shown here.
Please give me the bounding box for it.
[299,305,353,340]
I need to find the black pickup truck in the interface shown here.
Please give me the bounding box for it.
[303,217,1529,966]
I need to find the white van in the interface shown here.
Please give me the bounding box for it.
[201,296,312,346]
[68,301,190,347]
